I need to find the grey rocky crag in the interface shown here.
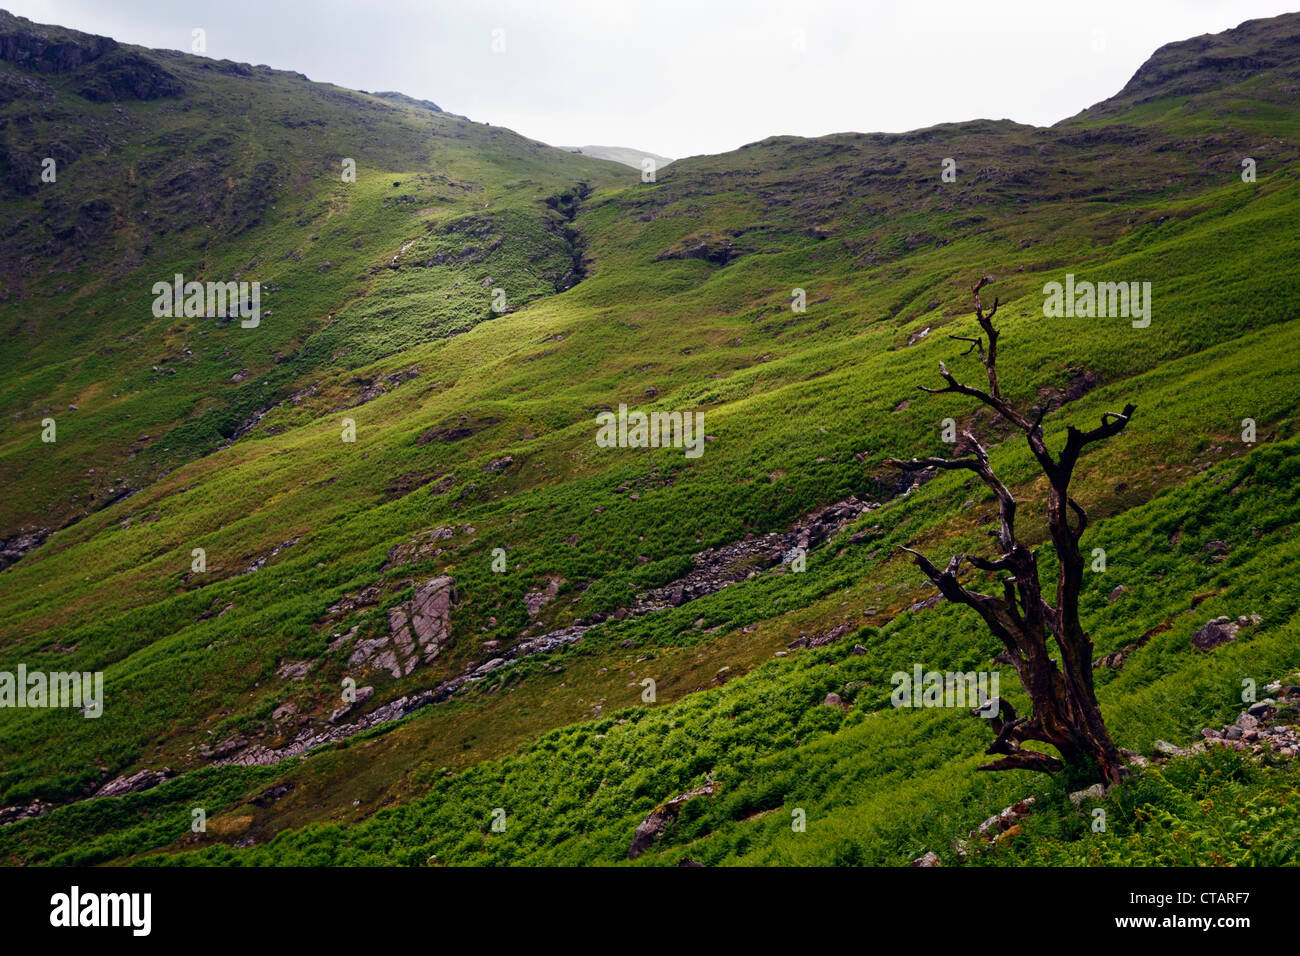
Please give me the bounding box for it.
[345,576,455,679]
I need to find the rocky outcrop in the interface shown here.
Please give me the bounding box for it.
[653,233,742,266]
[241,536,299,574]
[628,782,720,859]
[326,585,381,616]
[0,800,50,825]
[203,498,873,776]
[198,735,248,760]
[76,49,184,101]
[1198,681,1300,759]
[218,621,590,768]
[524,576,564,619]
[0,15,118,73]
[343,366,420,409]
[0,13,183,100]
[216,686,461,768]
[416,411,502,445]
[276,659,316,680]
[629,496,876,615]
[1190,614,1261,651]
[508,624,587,658]
[1033,366,1097,415]
[92,767,175,799]
[788,622,854,651]
[0,528,49,570]
[348,576,455,678]
[952,796,1035,857]
[329,685,374,723]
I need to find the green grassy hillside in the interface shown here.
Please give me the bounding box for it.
[1,9,1298,866]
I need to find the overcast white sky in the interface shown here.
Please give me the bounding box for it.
[7,1,1296,157]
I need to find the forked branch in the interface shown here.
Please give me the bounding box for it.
[880,274,1132,786]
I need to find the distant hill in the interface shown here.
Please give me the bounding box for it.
[563,144,674,169]
[362,89,469,121]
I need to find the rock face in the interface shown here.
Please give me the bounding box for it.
[276,659,316,680]
[1190,614,1261,651]
[348,577,455,678]
[630,496,876,615]
[329,685,374,724]
[93,767,175,799]
[0,528,49,571]
[628,782,720,859]
[0,13,185,101]
[217,622,590,769]
[524,576,564,619]
[395,576,455,656]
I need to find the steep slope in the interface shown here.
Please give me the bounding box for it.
[0,8,625,546]
[1,11,1299,865]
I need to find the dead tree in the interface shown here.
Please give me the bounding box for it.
[885,275,1133,786]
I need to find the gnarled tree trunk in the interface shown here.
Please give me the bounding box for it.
[885,275,1132,786]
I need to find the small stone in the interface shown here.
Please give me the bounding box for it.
[1069,783,1107,806]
